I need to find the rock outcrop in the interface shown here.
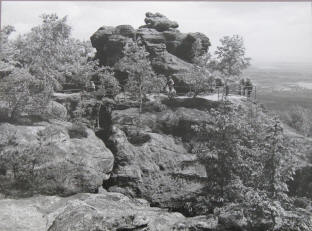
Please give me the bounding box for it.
[106,126,207,209]
[141,12,179,32]
[0,121,114,197]
[100,98,220,212]
[0,191,218,231]
[90,12,210,85]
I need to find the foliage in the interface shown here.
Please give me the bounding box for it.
[142,101,167,113]
[95,68,121,97]
[7,14,97,90]
[0,68,53,121]
[280,105,312,137]
[176,101,307,228]
[117,42,165,112]
[193,103,295,198]
[181,54,215,97]
[260,117,295,197]
[67,123,88,139]
[0,132,49,194]
[0,25,17,65]
[209,35,251,85]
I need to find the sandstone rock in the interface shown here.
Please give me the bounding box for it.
[45,100,67,120]
[143,12,179,32]
[90,12,211,87]
[150,51,193,76]
[0,121,114,196]
[115,25,136,38]
[90,25,135,66]
[53,92,81,103]
[0,192,218,231]
[99,99,223,212]
[105,123,207,209]
[90,26,115,49]
[175,32,211,63]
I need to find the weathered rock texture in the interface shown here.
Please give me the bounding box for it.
[0,121,114,196]
[90,12,210,84]
[0,191,218,231]
[101,98,220,212]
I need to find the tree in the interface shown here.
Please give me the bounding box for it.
[193,103,251,199]
[0,68,52,121]
[0,25,16,61]
[11,14,97,90]
[210,35,251,90]
[116,42,165,113]
[260,117,295,198]
[181,54,215,97]
[0,25,19,77]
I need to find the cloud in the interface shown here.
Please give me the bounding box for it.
[2,1,312,64]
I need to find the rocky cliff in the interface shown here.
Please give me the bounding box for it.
[90,12,210,86]
[94,96,222,215]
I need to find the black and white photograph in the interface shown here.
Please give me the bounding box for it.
[0,1,312,230]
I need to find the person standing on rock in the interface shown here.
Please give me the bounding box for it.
[165,77,176,98]
[166,77,175,93]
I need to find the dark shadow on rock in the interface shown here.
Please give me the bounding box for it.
[162,97,220,111]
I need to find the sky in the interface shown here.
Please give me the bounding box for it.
[1,1,312,64]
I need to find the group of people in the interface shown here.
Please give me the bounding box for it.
[238,78,253,97]
[85,80,96,92]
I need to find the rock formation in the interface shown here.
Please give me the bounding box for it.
[90,12,210,86]
[0,121,114,196]
[0,191,218,231]
[99,97,220,213]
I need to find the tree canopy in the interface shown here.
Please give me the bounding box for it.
[210,35,251,84]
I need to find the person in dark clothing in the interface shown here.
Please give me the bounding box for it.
[165,77,176,99]
[245,78,253,98]
[166,77,175,92]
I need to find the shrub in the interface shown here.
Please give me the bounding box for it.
[0,68,52,122]
[95,70,121,98]
[281,105,312,137]
[123,128,151,146]
[142,101,167,113]
[0,142,48,195]
[67,123,88,139]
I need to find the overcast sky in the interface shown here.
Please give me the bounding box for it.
[2,1,312,64]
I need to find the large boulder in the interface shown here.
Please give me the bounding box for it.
[45,100,67,120]
[90,25,135,66]
[175,32,211,63]
[142,12,179,32]
[0,191,218,231]
[0,121,114,197]
[1,191,311,231]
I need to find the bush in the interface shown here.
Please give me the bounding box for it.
[67,123,88,139]
[142,101,167,113]
[0,143,48,195]
[123,128,151,146]
[281,105,312,137]
[95,69,121,98]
